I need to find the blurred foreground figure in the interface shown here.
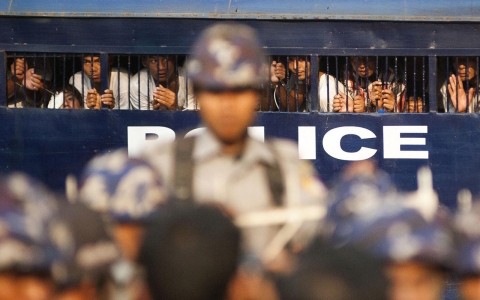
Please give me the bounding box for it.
[453,191,480,300]
[277,239,388,300]
[323,161,453,300]
[78,149,164,300]
[141,22,325,261]
[140,204,240,300]
[51,202,121,300]
[0,173,59,300]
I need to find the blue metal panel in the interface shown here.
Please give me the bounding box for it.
[3,0,480,21]
[0,108,479,210]
[1,18,480,56]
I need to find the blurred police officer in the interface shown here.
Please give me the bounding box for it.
[141,23,325,259]
[78,149,165,300]
[0,173,60,300]
[453,195,480,300]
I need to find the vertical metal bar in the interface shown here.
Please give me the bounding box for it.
[275,55,280,112]
[422,56,426,113]
[264,56,273,111]
[404,57,408,112]
[81,54,84,103]
[182,55,189,109]
[156,56,160,110]
[127,55,132,110]
[413,56,417,112]
[295,56,299,112]
[305,55,309,110]
[53,53,56,108]
[13,53,17,107]
[286,56,290,112]
[147,55,150,110]
[446,57,450,112]
[466,57,470,113]
[43,53,47,108]
[326,56,330,112]
[428,56,437,113]
[100,52,109,109]
[366,56,370,111]
[22,53,26,107]
[71,54,75,108]
[345,57,349,111]
[63,54,66,108]
[90,54,94,97]
[156,56,160,88]
[188,58,195,111]
[384,56,389,112]
[375,56,378,109]
[33,53,37,106]
[354,57,359,102]
[394,56,398,112]
[175,55,179,110]
[375,56,379,78]
[455,56,459,112]
[118,55,122,110]
[138,55,141,110]
[335,56,339,99]
[22,54,27,107]
[0,51,6,107]
[477,57,479,112]
[384,56,389,88]
[166,55,170,107]
[310,55,319,112]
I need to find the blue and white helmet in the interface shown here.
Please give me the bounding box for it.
[49,202,121,288]
[78,149,165,223]
[452,191,480,276]
[323,162,453,269]
[367,207,454,268]
[0,173,60,272]
[187,22,268,91]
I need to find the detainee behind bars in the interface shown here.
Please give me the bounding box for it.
[47,84,84,109]
[440,57,480,113]
[7,56,53,108]
[69,55,130,109]
[270,56,346,112]
[333,56,405,113]
[129,55,197,110]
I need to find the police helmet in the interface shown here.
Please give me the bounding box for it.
[187,22,268,91]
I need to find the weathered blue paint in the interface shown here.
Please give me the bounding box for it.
[3,0,480,22]
[0,108,477,210]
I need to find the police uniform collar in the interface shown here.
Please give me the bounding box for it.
[192,128,276,165]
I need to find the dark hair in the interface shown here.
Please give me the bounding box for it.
[52,201,119,292]
[63,84,84,108]
[277,239,388,300]
[51,84,84,108]
[139,203,241,300]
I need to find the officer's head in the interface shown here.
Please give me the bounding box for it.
[50,202,120,300]
[0,173,60,300]
[187,23,268,146]
[78,149,165,262]
[139,203,241,300]
[452,197,480,300]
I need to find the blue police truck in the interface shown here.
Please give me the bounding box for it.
[1,0,480,210]
[4,1,480,298]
